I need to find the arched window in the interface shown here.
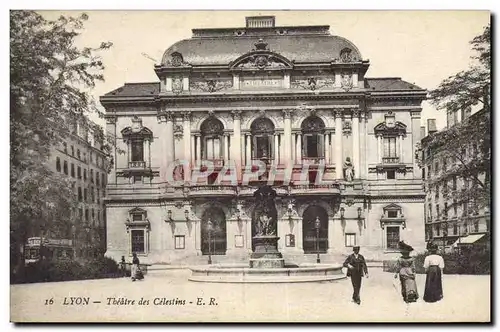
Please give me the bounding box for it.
[301,116,325,159]
[200,118,224,161]
[251,117,275,161]
[56,157,61,172]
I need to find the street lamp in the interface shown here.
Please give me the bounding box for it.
[207,219,213,265]
[314,217,321,263]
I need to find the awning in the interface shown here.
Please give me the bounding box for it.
[452,234,486,247]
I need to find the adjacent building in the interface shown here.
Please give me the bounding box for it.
[421,108,490,251]
[101,16,427,265]
[30,118,109,260]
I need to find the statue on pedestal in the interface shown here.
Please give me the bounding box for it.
[343,157,355,181]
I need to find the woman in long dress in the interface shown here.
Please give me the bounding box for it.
[394,241,419,303]
[131,252,141,281]
[423,243,445,302]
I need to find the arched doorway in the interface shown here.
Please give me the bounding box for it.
[302,205,328,254]
[201,207,227,255]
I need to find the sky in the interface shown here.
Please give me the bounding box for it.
[38,10,490,133]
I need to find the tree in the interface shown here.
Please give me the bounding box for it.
[425,24,490,221]
[10,11,111,280]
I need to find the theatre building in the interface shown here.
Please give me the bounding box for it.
[101,16,427,265]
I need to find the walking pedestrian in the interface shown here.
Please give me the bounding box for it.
[394,241,419,303]
[343,246,369,305]
[131,252,142,281]
[423,243,445,302]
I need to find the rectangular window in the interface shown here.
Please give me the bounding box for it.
[474,221,479,233]
[387,170,396,180]
[78,187,82,202]
[453,199,458,217]
[304,135,320,158]
[345,233,356,247]
[436,205,440,219]
[96,172,100,186]
[383,137,397,157]
[132,213,143,221]
[84,189,88,202]
[254,136,272,159]
[133,175,142,183]
[435,185,439,200]
[131,230,145,253]
[453,224,458,235]
[91,187,95,203]
[387,210,398,218]
[386,227,400,249]
[452,176,457,190]
[85,209,89,221]
[175,235,185,249]
[71,164,75,178]
[444,202,448,218]
[77,166,81,179]
[101,174,106,188]
[436,225,440,236]
[83,169,87,181]
[204,137,222,160]
[131,140,144,162]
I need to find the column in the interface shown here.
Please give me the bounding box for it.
[377,135,382,163]
[195,135,201,164]
[224,134,229,160]
[335,110,343,179]
[283,110,293,167]
[246,134,251,165]
[352,110,360,179]
[144,139,151,167]
[324,133,330,164]
[359,113,365,178]
[230,111,242,179]
[279,133,285,164]
[182,111,191,181]
[296,133,302,163]
[291,134,295,163]
[274,134,279,164]
[165,112,175,163]
[191,135,196,166]
[399,136,404,163]
[127,141,131,163]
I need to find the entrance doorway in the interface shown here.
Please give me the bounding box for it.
[302,205,328,253]
[201,207,227,255]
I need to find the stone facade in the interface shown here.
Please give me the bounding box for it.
[100,16,427,264]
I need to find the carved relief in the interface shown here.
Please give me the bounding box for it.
[173,124,183,140]
[167,52,185,67]
[340,48,356,62]
[342,119,352,135]
[291,77,335,91]
[341,72,353,91]
[237,55,287,70]
[172,76,183,94]
[189,79,233,93]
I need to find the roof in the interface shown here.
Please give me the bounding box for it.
[104,83,160,97]
[161,34,362,66]
[452,233,487,246]
[365,77,424,91]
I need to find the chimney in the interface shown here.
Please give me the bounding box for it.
[420,126,426,139]
[427,119,437,135]
[246,16,276,28]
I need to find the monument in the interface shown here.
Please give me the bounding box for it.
[249,186,284,268]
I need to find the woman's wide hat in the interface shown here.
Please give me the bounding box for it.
[398,241,414,252]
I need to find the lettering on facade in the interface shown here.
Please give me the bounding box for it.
[241,77,283,89]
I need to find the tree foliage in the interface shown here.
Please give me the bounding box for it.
[10,10,111,279]
[425,24,490,217]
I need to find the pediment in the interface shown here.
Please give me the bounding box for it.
[383,203,402,211]
[230,51,293,71]
[374,121,407,135]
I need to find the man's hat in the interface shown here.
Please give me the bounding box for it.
[353,246,360,250]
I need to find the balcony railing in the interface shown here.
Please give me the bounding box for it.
[128,161,146,168]
[382,156,400,164]
[301,156,325,165]
[187,185,236,197]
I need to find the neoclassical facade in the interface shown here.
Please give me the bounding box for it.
[101,16,427,264]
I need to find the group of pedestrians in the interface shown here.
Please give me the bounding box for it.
[121,253,144,281]
[343,242,444,305]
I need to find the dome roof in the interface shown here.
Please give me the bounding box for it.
[161,31,362,67]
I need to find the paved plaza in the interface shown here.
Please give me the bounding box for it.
[10,268,490,322]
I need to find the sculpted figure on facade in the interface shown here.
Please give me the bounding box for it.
[343,157,355,181]
[341,72,353,91]
[172,76,183,94]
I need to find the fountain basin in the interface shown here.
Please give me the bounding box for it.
[188,263,346,283]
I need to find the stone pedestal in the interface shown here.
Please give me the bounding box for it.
[249,235,285,268]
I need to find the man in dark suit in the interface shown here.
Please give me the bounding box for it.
[343,246,369,304]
